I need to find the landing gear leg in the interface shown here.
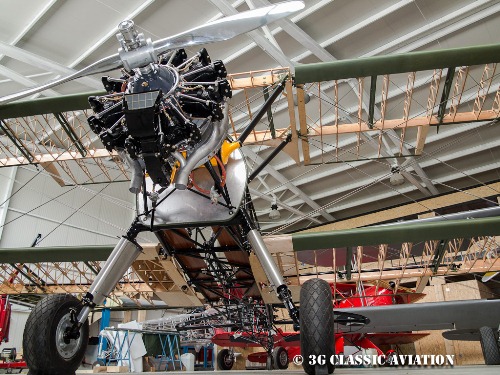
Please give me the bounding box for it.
[243,223,300,329]
[23,221,143,375]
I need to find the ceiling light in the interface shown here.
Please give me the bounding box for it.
[269,203,281,220]
[389,166,405,186]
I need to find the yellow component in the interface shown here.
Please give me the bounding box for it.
[202,141,241,167]
[180,141,240,173]
[220,140,241,165]
[170,161,180,183]
[170,166,177,184]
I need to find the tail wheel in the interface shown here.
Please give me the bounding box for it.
[273,347,289,369]
[300,278,335,375]
[217,348,234,370]
[479,326,500,365]
[23,294,89,375]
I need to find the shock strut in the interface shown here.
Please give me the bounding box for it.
[65,220,143,340]
[240,210,300,330]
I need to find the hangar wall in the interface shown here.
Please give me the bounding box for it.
[0,304,30,354]
[0,166,138,247]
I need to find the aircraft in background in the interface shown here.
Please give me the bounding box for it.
[210,281,429,370]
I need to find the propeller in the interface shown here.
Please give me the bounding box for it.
[0,1,304,105]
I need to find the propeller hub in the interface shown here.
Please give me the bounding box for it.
[117,20,141,51]
[116,20,157,72]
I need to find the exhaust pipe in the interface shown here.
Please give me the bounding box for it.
[174,104,229,190]
[118,149,144,194]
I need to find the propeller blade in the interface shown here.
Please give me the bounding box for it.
[0,53,122,105]
[0,1,304,105]
[153,0,305,56]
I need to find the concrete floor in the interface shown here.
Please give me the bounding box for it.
[72,366,498,374]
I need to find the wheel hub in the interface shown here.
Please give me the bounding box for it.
[224,354,233,366]
[279,350,287,366]
[56,312,83,359]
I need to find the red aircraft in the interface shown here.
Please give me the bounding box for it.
[0,295,28,373]
[211,281,429,370]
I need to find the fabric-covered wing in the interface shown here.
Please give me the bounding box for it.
[336,299,500,334]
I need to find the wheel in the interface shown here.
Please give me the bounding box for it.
[217,349,234,370]
[272,347,289,369]
[23,294,89,375]
[479,326,500,365]
[300,278,335,375]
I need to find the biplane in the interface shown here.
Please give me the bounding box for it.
[209,281,429,370]
[0,1,500,374]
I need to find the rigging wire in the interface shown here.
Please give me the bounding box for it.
[255,70,500,233]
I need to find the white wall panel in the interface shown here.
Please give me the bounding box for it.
[0,167,16,240]
[0,304,30,355]
[0,166,135,248]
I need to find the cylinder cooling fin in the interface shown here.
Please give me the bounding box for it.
[87,48,232,188]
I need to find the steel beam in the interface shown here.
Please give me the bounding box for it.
[208,0,293,68]
[230,0,498,126]
[68,0,156,68]
[249,187,322,225]
[0,41,102,90]
[0,65,59,98]
[245,147,335,221]
[257,122,492,205]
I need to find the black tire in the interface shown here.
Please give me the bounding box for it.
[272,346,289,369]
[23,294,89,375]
[300,278,335,375]
[480,326,500,365]
[217,349,234,370]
